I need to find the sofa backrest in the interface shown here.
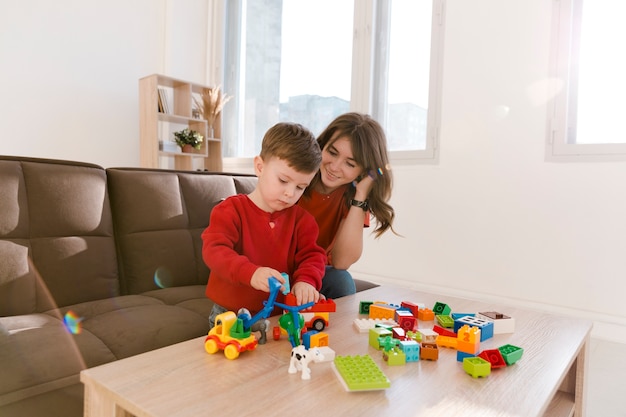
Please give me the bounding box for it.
[106,168,256,295]
[0,157,119,316]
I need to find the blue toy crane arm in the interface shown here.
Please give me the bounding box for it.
[240,276,284,330]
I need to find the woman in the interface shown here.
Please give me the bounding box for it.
[298,112,395,299]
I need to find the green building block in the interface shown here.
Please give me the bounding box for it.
[463,357,491,378]
[333,355,391,391]
[369,327,392,350]
[433,301,452,316]
[359,301,373,314]
[383,348,406,366]
[499,344,524,365]
[436,314,455,328]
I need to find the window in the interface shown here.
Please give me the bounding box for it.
[548,0,626,161]
[219,0,444,164]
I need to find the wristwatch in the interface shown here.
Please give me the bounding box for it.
[350,199,368,211]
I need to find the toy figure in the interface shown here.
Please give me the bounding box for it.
[288,345,325,380]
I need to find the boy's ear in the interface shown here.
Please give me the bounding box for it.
[253,155,264,176]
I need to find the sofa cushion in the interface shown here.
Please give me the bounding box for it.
[0,158,119,315]
[106,168,256,295]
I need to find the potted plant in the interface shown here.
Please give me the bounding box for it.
[173,128,204,153]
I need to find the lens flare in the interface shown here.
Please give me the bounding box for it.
[154,267,173,289]
[63,310,83,334]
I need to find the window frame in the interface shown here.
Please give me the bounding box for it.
[547,0,626,162]
[210,0,445,169]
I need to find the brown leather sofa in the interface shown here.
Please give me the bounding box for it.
[0,156,377,417]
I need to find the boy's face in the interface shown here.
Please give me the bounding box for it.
[253,156,316,213]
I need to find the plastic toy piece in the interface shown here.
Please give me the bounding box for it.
[205,311,258,360]
[272,326,281,341]
[383,347,406,366]
[302,331,329,349]
[433,302,452,316]
[463,357,491,378]
[288,345,325,380]
[498,344,524,365]
[457,324,481,354]
[284,293,336,331]
[478,349,507,369]
[399,340,420,362]
[420,342,439,361]
[433,325,457,337]
[436,314,455,328]
[457,350,475,362]
[478,311,516,334]
[417,308,435,321]
[316,346,335,362]
[451,312,475,321]
[333,355,391,391]
[400,301,423,317]
[359,301,374,314]
[392,327,407,340]
[454,315,494,341]
[395,310,417,331]
[417,328,438,343]
[436,335,458,349]
[369,303,397,320]
[353,318,398,333]
[369,327,393,350]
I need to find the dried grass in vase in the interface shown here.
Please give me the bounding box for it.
[194,86,232,129]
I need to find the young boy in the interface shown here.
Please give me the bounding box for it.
[202,122,326,327]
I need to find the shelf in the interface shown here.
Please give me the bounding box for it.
[139,74,223,171]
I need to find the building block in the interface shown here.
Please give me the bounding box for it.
[463,357,491,378]
[400,301,424,317]
[392,327,407,340]
[383,347,406,366]
[477,311,515,334]
[454,315,494,341]
[433,302,452,316]
[498,344,524,365]
[316,346,335,362]
[359,301,373,315]
[417,308,435,321]
[395,310,417,331]
[436,314,455,328]
[369,327,393,350]
[333,355,391,391]
[436,335,458,349]
[433,325,457,337]
[406,330,422,343]
[369,303,397,320]
[451,312,475,321]
[457,325,481,354]
[399,340,420,362]
[478,349,507,369]
[303,331,329,348]
[353,318,398,333]
[420,342,439,361]
[457,350,475,362]
[417,328,438,343]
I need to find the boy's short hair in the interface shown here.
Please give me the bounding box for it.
[259,123,322,173]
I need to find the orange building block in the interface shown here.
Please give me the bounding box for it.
[457,324,481,354]
[417,308,435,321]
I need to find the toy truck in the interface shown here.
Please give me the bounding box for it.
[204,311,258,360]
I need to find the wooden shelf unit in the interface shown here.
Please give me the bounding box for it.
[139,74,222,171]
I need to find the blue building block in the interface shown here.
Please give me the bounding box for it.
[399,340,420,362]
[457,350,475,362]
[454,315,494,341]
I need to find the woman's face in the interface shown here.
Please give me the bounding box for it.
[319,135,363,192]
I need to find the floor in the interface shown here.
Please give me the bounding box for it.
[587,338,626,416]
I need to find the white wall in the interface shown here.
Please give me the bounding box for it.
[352,0,626,343]
[0,0,209,168]
[2,0,624,342]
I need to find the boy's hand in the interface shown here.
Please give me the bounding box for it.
[250,267,286,292]
[291,282,320,306]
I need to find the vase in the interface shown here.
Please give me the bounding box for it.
[207,126,214,139]
[182,144,194,153]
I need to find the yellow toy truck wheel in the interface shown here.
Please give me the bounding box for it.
[224,344,240,360]
[205,338,219,354]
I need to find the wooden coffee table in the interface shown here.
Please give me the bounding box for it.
[81,285,591,417]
